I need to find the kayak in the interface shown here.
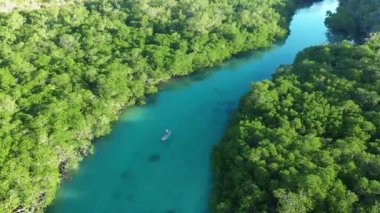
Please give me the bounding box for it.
[161,131,171,141]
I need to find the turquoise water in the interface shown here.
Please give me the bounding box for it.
[49,1,338,212]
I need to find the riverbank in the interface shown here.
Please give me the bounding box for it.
[212,36,380,212]
[212,0,380,211]
[0,1,306,212]
[48,1,339,212]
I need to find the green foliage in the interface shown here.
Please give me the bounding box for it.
[212,40,380,212]
[0,0,301,212]
[325,0,380,42]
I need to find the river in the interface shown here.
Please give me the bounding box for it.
[49,1,338,212]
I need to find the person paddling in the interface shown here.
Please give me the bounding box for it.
[161,128,171,141]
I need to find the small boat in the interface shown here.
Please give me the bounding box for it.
[161,129,171,141]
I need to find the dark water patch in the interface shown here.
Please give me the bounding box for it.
[124,194,134,201]
[148,154,161,162]
[225,106,237,114]
[213,100,238,114]
[165,209,175,213]
[188,69,217,82]
[120,171,130,179]
[112,190,121,200]
[144,94,159,105]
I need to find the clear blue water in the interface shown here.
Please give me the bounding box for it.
[49,1,338,212]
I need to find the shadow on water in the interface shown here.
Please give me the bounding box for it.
[213,100,238,114]
[112,190,121,200]
[110,172,136,205]
[120,171,130,179]
[296,0,324,9]
[155,43,279,93]
[147,154,160,162]
[136,43,280,107]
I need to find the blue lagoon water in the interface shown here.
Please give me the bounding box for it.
[49,1,338,212]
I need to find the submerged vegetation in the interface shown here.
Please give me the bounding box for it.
[0,0,306,211]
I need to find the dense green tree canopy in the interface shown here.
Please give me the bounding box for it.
[0,0,305,212]
[325,0,380,42]
[212,37,380,212]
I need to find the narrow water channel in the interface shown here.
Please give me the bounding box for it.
[49,1,338,212]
